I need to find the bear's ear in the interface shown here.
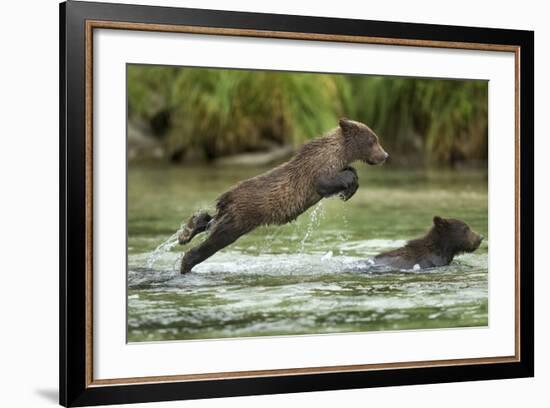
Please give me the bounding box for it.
[339,118,356,133]
[433,216,447,228]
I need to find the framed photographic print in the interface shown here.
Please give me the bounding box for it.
[59,1,534,406]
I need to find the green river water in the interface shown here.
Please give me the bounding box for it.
[127,164,488,342]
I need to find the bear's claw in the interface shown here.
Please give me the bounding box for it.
[180,259,193,274]
[178,212,212,245]
[178,227,193,245]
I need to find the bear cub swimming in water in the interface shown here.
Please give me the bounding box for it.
[374,216,483,270]
[178,118,388,273]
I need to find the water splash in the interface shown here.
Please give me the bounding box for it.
[172,253,183,271]
[300,202,325,252]
[336,208,350,253]
[321,251,333,260]
[145,229,182,269]
[258,224,284,254]
[128,248,489,342]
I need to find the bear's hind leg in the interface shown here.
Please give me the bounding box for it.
[178,212,213,245]
[180,220,248,274]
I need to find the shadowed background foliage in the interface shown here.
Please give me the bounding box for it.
[127,65,488,166]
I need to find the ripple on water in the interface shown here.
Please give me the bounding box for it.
[127,238,488,341]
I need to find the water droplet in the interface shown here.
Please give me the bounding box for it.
[321,251,333,260]
[145,228,182,269]
[300,202,325,252]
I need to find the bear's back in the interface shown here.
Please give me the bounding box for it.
[216,131,348,226]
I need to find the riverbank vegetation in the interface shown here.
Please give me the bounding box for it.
[127,64,487,166]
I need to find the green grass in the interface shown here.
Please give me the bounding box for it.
[127,65,487,165]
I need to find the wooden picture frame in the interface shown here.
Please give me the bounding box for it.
[60,1,534,406]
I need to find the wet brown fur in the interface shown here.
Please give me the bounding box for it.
[218,130,346,228]
[180,119,387,273]
[374,216,484,269]
[216,120,386,227]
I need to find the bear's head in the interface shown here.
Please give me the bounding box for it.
[432,216,484,254]
[339,118,388,165]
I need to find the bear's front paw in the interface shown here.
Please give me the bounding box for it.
[343,166,357,177]
[338,168,358,201]
[340,179,358,201]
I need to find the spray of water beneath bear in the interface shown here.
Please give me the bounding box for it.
[145,202,334,270]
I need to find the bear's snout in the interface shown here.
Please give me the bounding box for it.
[471,233,484,250]
[478,234,484,245]
[378,152,389,165]
[376,147,389,164]
[366,149,389,165]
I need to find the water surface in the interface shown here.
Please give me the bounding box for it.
[128,165,488,342]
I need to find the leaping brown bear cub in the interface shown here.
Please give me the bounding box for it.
[178,118,388,273]
[374,216,484,270]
